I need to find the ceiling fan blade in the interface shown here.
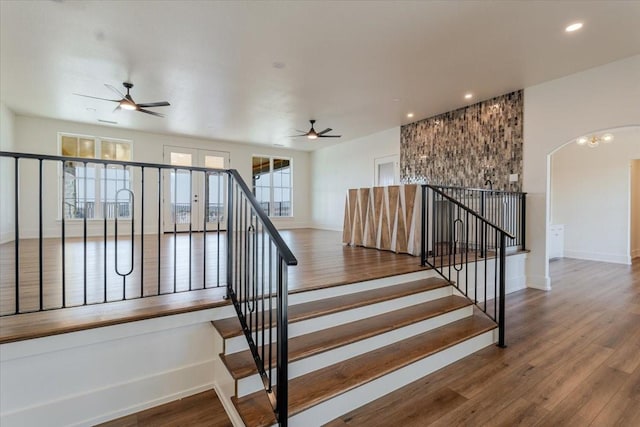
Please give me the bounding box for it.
[318,135,342,138]
[290,134,309,137]
[112,105,121,113]
[105,84,125,98]
[73,93,120,102]
[138,108,165,117]
[136,101,171,108]
[317,128,333,136]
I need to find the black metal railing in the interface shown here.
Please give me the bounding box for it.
[0,151,232,315]
[421,185,514,347]
[0,150,295,425]
[227,169,297,426]
[430,185,526,250]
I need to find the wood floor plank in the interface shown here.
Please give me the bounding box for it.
[212,277,449,339]
[328,258,640,427]
[233,315,496,427]
[222,295,470,379]
[97,389,232,427]
[1,229,430,342]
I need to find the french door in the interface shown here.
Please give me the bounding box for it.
[163,146,230,232]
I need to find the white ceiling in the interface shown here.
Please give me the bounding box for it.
[1,1,639,151]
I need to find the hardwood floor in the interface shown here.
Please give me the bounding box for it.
[0,229,428,342]
[326,257,640,426]
[96,390,232,427]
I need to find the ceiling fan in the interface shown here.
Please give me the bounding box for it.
[292,120,341,139]
[74,82,170,117]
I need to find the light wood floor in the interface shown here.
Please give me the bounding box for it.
[97,390,232,427]
[93,257,639,427]
[327,257,640,426]
[0,229,427,342]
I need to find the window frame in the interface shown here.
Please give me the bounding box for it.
[251,154,293,218]
[57,132,134,221]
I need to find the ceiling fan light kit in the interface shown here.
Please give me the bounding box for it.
[292,119,341,140]
[74,82,170,117]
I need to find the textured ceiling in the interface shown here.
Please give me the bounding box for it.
[1,1,639,151]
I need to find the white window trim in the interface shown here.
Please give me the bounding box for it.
[57,132,134,221]
[252,154,294,218]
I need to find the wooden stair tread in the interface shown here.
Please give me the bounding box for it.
[233,314,497,427]
[212,277,449,338]
[222,295,471,379]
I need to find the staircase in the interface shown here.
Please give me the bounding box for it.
[212,271,497,427]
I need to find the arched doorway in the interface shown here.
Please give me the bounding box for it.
[547,126,640,269]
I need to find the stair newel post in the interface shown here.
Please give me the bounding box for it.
[498,231,507,348]
[226,173,234,300]
[420,185,426,267]
[520,193,526,251]
[277,255,289,426]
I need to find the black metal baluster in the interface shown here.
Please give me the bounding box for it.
[188,169,193,291]
[203,171,209,289]
[103,165,108,303]
[173,167,177,294]
[38,159,43,310]
[276,255,288,426]
[83,161,88,305]
[61,160,66,308]
[140,166,145,298]
[157,167,162,295]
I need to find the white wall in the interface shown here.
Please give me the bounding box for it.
[11,115,311,237]
[523,55,640,289]
[309,127,400,230]
[0,305,236,427]
[632,159,640,259]
[551,128,640,264]
[0,102,16,242]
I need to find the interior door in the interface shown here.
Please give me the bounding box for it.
[163,146,229,232]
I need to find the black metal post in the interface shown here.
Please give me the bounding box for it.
[276,256,289,426]
[420,185,426,266]
[521,194,526,251]
[498,232,507,348]
[226,173,234,299]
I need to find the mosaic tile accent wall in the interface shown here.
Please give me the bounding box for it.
[400,90,523,191]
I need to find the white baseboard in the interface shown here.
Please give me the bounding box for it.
[564,250,631,265]
[0,230,14,244]
[309,222,343,232]
[1,360,216,427]
[527,275,551,291]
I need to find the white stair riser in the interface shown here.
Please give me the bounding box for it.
[235,305,473,397]
[288,270,438,305]
[286,330,496,427]
[228,271,437,310]
[223,286,452,355]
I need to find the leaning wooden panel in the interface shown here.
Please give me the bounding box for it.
[380,187,391,250]
[342,195,352,244]
[373,187,384,247]
[363,188,377,247]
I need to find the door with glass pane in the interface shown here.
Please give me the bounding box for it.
[163,146,229,232]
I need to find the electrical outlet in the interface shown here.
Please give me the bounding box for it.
[509,174,518,182]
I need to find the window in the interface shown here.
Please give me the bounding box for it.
[60,134,132,220]
[252,156,292,217]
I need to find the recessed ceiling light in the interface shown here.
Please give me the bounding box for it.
[98,119,118,125]
[576,137,588,145]
[393,98,400,102]
[273,143,285,147]
[565,22,583,32]
[407,113,414,118]
[464,93,473,100]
